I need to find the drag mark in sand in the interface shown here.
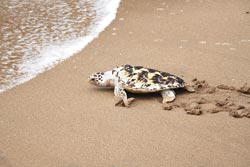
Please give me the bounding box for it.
[164,79,250,118]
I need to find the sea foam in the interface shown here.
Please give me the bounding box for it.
[0,0,121,93]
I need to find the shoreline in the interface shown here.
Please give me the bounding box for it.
[0,0,121,94]
[1,0,250,167]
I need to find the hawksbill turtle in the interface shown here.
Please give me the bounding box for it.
[88,64,195,107]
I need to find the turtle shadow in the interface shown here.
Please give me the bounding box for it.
[174,88,190,95]
[127,89,191,103]
[127,92,159,99]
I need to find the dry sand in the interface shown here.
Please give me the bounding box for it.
[1,0,250,166]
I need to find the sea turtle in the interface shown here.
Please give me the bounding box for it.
[88,64,195,107]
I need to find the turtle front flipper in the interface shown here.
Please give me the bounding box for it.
[114,84,135,107]
[161,90,176,103]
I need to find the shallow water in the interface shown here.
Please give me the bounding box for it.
[0,0,120,93]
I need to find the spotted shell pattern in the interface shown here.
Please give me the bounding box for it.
[112,65,185,93]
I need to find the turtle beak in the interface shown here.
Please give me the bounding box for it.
[88,75,95,83]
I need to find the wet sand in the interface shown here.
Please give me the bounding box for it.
[1,0,250,167]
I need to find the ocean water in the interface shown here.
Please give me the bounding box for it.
[0,0,120,93]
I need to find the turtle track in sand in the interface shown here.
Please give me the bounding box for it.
[164,79,250,118]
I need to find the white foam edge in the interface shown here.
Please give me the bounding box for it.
[0,0,121,93]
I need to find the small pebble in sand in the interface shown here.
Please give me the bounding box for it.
[246,12,249,14]
[112,32,117,36]
[119,18,125,21]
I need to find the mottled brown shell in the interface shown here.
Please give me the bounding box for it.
[112,65,185,93]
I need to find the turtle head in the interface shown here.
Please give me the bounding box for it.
[88,71,114,87]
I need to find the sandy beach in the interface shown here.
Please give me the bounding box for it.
[1,0,250,167]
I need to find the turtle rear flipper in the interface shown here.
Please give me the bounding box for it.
[161,90,176,103]
[184,83,196,92]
